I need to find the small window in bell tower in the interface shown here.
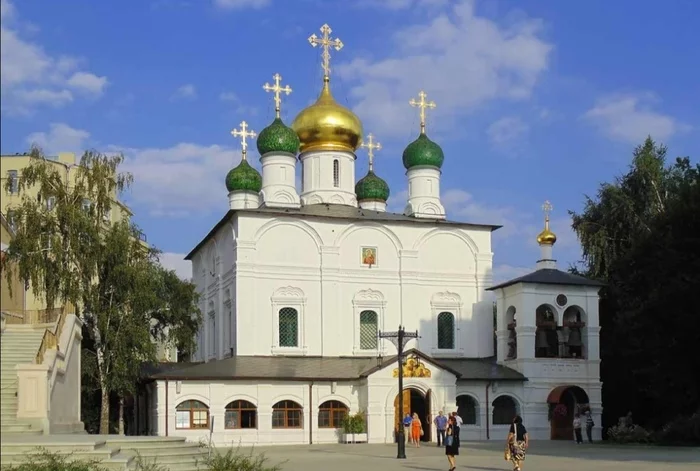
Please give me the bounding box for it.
[333,159,340,188]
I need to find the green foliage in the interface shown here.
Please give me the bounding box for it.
[341,411,366,434]
[196,445,284,471]
[655,411,700,446]
[606,423,653,444]
[132,453,168,471]
[570,137,700,434]
[4,449,107,471]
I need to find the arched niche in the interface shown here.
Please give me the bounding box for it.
[535,304,559,358]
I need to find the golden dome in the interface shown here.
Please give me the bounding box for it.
[537,217,557,245]
[291,77,363,153]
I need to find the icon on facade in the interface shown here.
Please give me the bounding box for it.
[361,247,377,267]
[393,354,432,378]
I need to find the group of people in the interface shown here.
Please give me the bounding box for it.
[401,411,529,471]
[572,410,595,444]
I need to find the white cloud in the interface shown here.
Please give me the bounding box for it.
[583,93,689,143]
[492,264,531,284]
[487,116,529,149]
[336,0,552,137]
[0,0,108,115]
[26,123,90,155]
[159,252,192,280]
[213,0,270,9]
[171,84,197,101]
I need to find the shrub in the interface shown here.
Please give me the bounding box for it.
[4,449,107,471]
[655,412,700,446]
[341,411,366,434]
[132,453,168,471]
[607,423,653,444]
[196,445,284,471]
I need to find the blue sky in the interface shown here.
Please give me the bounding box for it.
[1,0,698,281]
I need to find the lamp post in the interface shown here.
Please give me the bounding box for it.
[378,325,419,459]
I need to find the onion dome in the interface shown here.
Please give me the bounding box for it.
[256,117,300,155]
[225,160,262,193]
[291,77,363,153]
[355,170,390,202]
[402,133,445,169]
[537,226,557,245]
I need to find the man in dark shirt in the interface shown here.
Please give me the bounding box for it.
[585,411,595,443]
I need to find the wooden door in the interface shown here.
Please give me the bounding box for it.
[394,389,411,431]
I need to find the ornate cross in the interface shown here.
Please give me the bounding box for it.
[231,121,256,160]
[360,133,382,172]
[263,73,292,119]
[308,23,344,79]
[542,200,553,221]
[409,90,437,134]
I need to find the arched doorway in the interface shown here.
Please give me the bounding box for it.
[547,385,590,440]
[394,388,431,442]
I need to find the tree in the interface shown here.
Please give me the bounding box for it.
[570,137,700,431]
[3,148,201,434]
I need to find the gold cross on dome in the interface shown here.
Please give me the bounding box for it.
[360,133,382,172]
[542,200,553,220]
[263,73,292,119]
[308,23,344,79]
[409,90,437,134]
[231,121,256,160]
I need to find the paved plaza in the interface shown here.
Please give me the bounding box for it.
[246,441,700,471]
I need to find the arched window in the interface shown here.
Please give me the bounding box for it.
[272,400,303,428]
[437,312,455,349]
[535,305,559,358]
[279,307,298,347]
[175,400,209,429]
[456,395,478,425]
[224,400,257,429]
[359,310,378,350]
[333,159,340,187]
[318,400,348,428]
[492,395,518,425]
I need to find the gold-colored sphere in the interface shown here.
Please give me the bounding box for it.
[537,227,557,245]
[291,77,363,153]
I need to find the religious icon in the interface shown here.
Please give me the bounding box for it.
[361,247,377,266]
[393,354,432,378]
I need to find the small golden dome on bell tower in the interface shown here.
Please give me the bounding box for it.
[537,200,557,245]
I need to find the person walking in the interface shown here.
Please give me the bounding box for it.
[506,415,529,471]
[402,413,413,444]
[410,413,423,448]
[585,410,595,443]
[573,414,583,444]
[444,415,460,471]
[434,411,447,447]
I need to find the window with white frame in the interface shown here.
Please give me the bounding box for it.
[333,159,339,187]
[223,291,232,355]
[437,311,455,349]
[431,292,462,353]
[271,286,306,353]
[176,400,209,429]
[278,307,299,347]
[359,310,378,350]
[352,289,385,354]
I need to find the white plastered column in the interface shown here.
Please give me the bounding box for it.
[404,166,445,219]
[299,150,357,206]
[260,152,301,208]
[228,191,260,210]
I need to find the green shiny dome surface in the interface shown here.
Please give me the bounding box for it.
[402,133,445,169]
[256,117,300,155]
[355,170,390,202]
[225,159,262,193]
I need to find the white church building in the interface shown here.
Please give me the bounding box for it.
[138,24,604,445]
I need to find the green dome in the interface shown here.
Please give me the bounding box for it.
[355,170,390,202]
[402,133,444,169]
[256,117,300,155]
[225,160,262,193]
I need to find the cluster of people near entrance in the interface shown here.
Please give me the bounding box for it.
[403,410,531,471]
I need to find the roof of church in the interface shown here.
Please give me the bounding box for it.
[144,351,525,382]
[185,205,502,260]
[486,268,605,291]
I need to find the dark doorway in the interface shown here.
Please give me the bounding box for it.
[410,389,429,442]
[548,386,590,440]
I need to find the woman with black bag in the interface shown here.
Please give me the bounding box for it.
[444,415,460,471]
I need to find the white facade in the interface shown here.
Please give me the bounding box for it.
[300,150,357,206]
[259,152,301,208]
[404,166,446,219]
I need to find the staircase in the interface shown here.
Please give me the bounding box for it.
[0,435,209,470]
[0,325,48,435]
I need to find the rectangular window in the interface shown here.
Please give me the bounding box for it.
[333,159,340,187]
[192,410,208,428]
[278,307,298,347]
[359,310,378,350]
[176,411,190,429]
[47,197,56,211]
[7,210,17,232]
[8,170,18,194]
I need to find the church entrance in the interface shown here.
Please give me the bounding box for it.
[394,388,431,442]
[547,385,590,440]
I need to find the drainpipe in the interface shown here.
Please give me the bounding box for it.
[165,379,169,437]
[485,381,491,440]
[309,382,314,444]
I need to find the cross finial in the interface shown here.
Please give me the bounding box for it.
[409,90,437,134]
[360,133,382,172]
[230,121,256,161]
[542,200,553,220]
[308,23,344,80]
[263,73,292,119]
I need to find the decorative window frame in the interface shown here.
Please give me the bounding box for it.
[207,301,217,360]
[430,291,463,356]
[223,290,232,357]
[352,289,386,356]
[271,286,307,355]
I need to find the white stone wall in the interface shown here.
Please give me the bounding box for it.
[190,212,494,360]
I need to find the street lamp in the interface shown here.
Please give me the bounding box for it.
[378,325,419,459]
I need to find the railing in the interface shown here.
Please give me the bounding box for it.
[35,306,69,365]
[1,308,63,325]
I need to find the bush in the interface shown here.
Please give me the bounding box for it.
[341,411,366,434]
[4,449,107,471]
[607,423,653,444]
[196,445,284,471]
[655,412,700,446]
